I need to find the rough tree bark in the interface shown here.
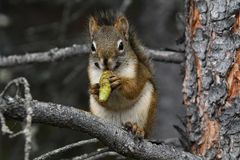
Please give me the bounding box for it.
[183,0,240,159]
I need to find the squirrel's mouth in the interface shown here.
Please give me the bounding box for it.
[106,61,121,71]
[96,58,121,71]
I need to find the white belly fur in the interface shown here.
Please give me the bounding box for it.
[90,81,153,128]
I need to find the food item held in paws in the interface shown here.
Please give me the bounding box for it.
[99,70,112,102]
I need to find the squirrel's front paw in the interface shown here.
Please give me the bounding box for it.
[109,75,121,90]
[89,83,100,98]
[124,121,145,139]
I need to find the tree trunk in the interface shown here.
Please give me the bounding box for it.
[183,0,240,159]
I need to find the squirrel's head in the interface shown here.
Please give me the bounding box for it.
[88,15,132,71]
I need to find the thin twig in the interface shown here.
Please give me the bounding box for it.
[34,138,99,160]
[25,1,90,39]
[119,0,132,13]
[85,151,122,160]
[21,78,33,160]
[0,112,13,135]
[63,64,86,84]
[58,1,74,41]
[72,147,109,160]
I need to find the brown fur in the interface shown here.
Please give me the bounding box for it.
[88,12,157,137]
[120,62,152,100]
[145,87,158,136]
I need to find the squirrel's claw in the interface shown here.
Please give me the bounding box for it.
[89,83,100,95]
[124,121,145,139]
[109,75,121,90]
[89,83,108,106]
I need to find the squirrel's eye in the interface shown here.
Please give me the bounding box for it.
[94,62,100,69]
[117,40,124,52]
[91,41,96,53]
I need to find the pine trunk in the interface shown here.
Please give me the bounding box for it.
[183,0,240,159]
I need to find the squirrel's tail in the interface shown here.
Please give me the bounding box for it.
[129,28,153,73]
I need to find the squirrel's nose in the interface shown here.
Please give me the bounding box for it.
[101,58,109,70]
[100,58,114,70]
[103,58,108,67]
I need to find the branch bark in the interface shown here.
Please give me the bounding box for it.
[1,97,202,160]
[146,48,184,63]
[0,44,89,67]
[0,44,184,68]
[34,138,99,160]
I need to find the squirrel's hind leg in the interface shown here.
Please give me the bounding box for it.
[123,121,145,139]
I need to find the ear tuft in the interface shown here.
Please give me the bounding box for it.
[89,17,99,39]
[114,16,129,39]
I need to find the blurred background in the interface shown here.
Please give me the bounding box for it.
[0,0,185,159]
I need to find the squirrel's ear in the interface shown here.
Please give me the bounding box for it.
[114,16,129,39]
[89,17,99,39]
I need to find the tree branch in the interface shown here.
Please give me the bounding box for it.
[1,97,202,160]
[145,48,185,63]
[0,44,89,68]
[72,147,110,160]
[34,138,99,160]
[81,151,121,160]
[0,44,184,68]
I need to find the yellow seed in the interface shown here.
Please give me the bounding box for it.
[99,71,112,102]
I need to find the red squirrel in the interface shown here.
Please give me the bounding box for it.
[88,12,157,138]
